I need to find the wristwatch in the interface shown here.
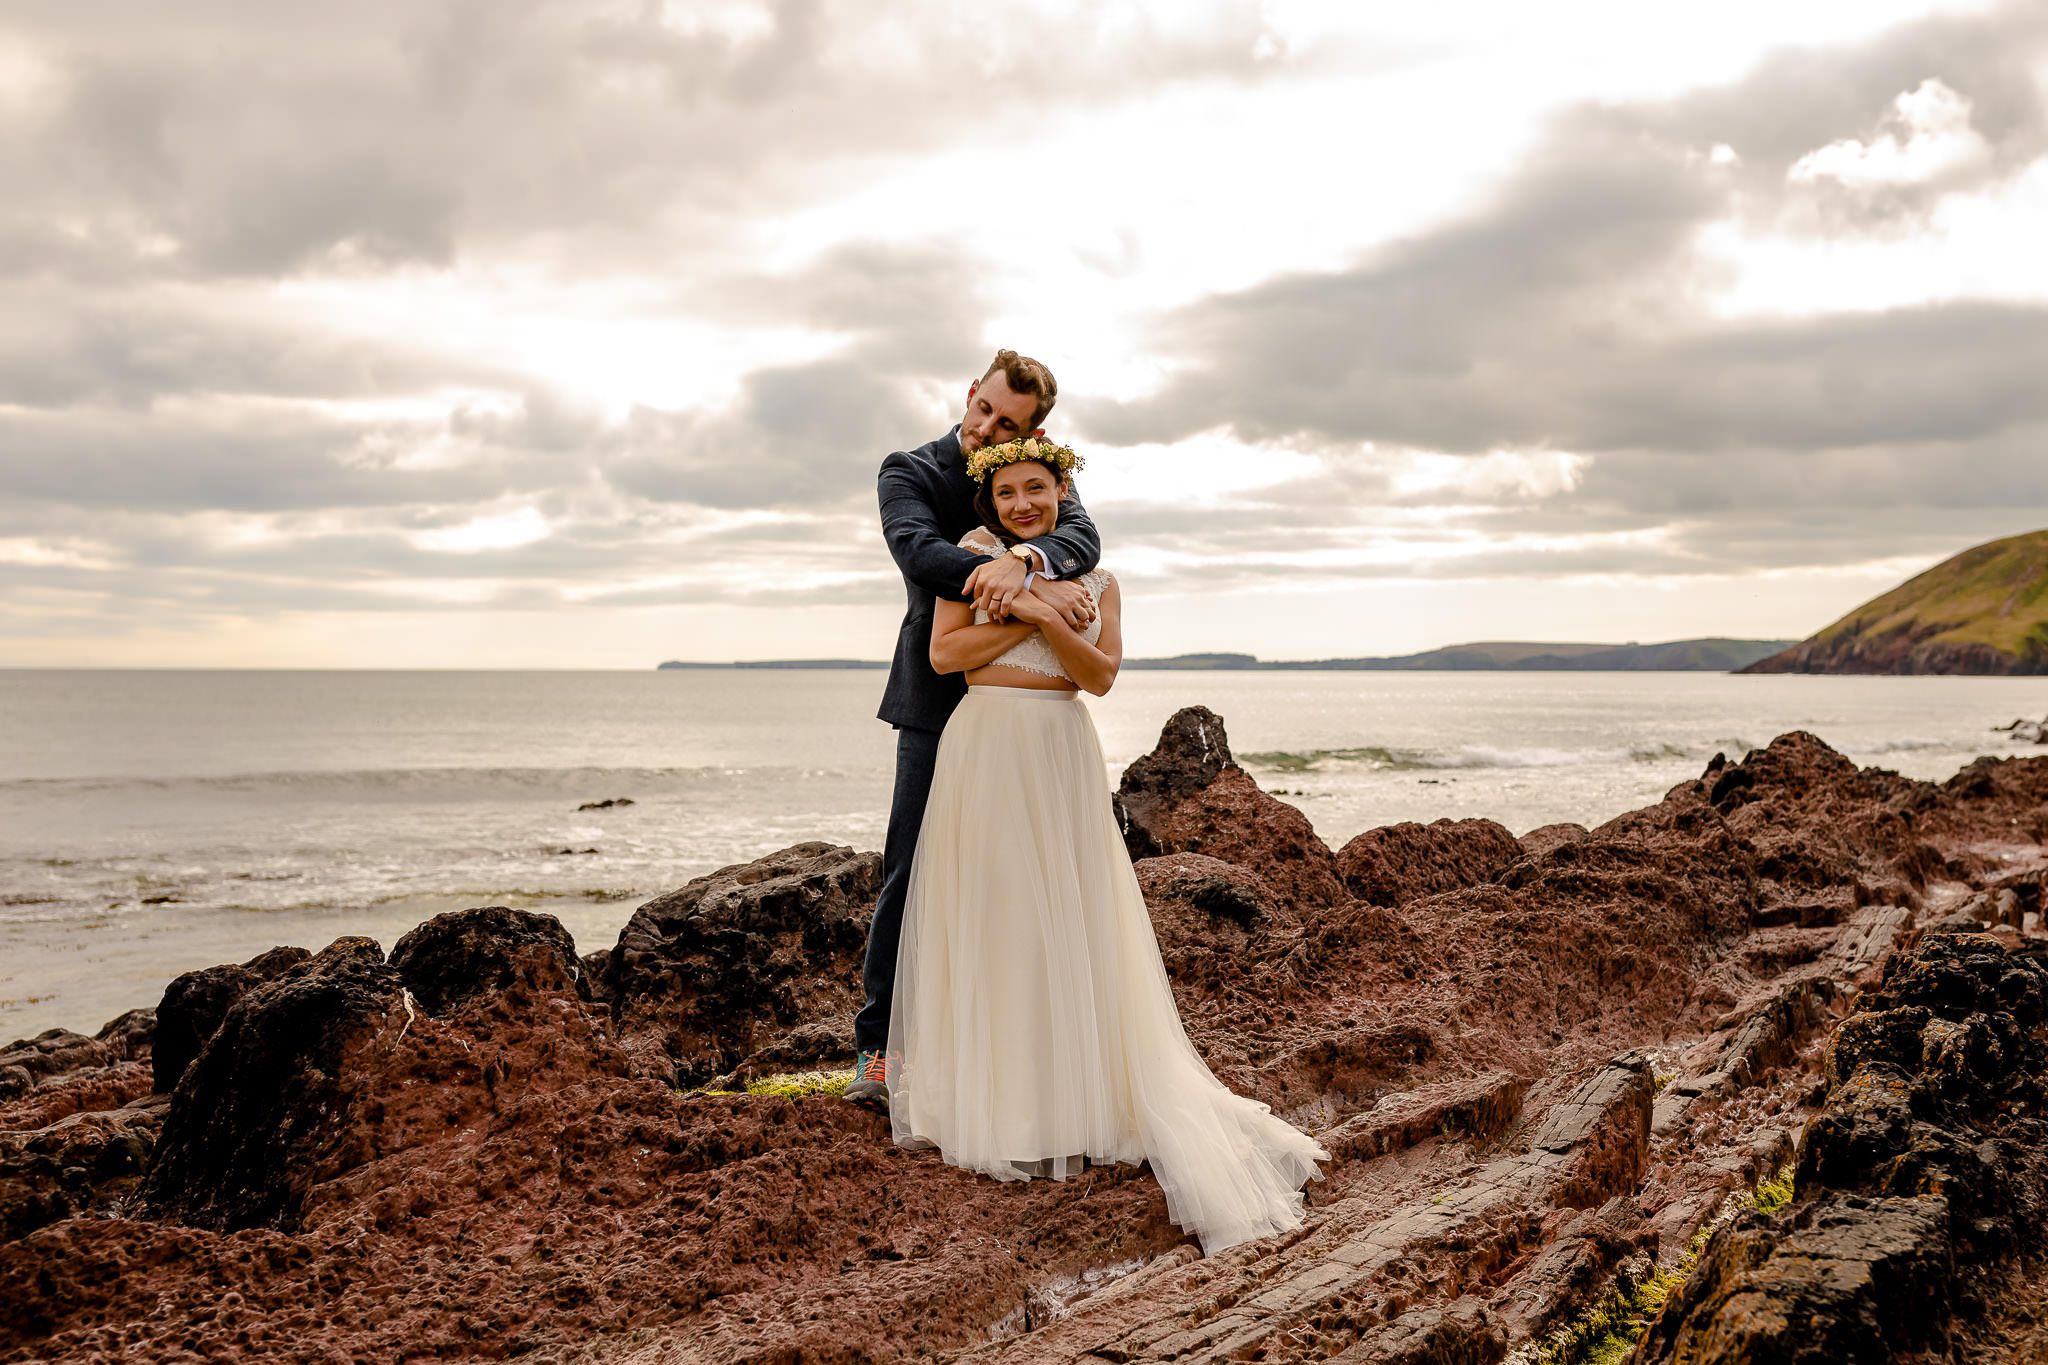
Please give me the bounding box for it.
[1009,545,1034,566]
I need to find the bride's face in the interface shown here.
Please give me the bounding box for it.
[989,461,1063,539]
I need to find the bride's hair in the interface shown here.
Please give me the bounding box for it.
[973,460,1067,548]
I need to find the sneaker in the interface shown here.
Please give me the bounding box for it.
[844,1049,891,1108]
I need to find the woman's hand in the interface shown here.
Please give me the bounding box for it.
[1033,579,1097,630]
[1003,589,1059,628]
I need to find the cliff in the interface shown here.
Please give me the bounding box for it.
[1743,527,2048,674]
[4,715,2047,1363]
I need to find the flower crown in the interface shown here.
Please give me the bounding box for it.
[966,436,1084,485]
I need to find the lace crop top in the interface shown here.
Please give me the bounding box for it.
[960,527,1114,682]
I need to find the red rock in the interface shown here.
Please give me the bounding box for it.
[1115,708,1343,912]
[598,841,882,1088]
[6,728,2048,1364]
[1520,821,1590,858]
[1335,817,1524,906]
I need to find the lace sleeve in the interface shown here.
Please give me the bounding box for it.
[958,527,1003,554]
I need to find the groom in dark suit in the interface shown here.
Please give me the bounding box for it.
[846,350,1102,1106]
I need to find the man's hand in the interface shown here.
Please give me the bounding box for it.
[966,554,1030,619]
[1034,579,1097,631]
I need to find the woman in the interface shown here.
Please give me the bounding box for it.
[885,438,1326,1256]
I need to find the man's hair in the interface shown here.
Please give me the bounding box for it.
[979,349,1058,430]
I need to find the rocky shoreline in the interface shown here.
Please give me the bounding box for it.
[4,709,2046,1363]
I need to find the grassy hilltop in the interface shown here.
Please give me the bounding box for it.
[1743,528,2048,675]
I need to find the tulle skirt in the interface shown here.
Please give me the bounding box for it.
[887,685,1327,1255]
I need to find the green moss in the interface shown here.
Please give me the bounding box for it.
[1744,1161,1797,1214]
[1523,1164,1797,1365]
[743,1068,856,1099]
[1525,1255,1690,1365]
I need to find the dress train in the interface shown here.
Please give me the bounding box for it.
[886,686,1326,1254]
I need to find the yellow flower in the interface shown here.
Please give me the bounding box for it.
[968,435,1083,483]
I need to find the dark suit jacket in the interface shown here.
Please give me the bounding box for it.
[877,426,1101,730]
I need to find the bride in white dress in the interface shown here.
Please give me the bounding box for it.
[885,438,1326,1256]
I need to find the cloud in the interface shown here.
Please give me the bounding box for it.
[1066,2,2048,572]
[5,1,2048,662]
[1788,78,1991,191]
[0,0,1298,283]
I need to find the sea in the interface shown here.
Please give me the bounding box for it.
[5,668,2046,1040]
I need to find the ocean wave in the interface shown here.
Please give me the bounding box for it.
[1241,741,1704,773]
[1852,737,1956,755]
[0,763,882,801]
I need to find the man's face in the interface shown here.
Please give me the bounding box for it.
[959,371,1042,456]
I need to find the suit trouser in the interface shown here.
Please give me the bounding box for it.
[855,723,944,1055]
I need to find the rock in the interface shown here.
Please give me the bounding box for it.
[1111,706,1236,862]
[11,726,2048,1364]
[92,1008,155,1064]
[577,797,636,810]
[1519,821,1590,858]
[141,936,409,1231]
[1528,1050,1656,1210]
[1653,977,1840,1136]
[1319,1070,1526,1164]
[1255,1022,1441,1117]
[1641,1196,1955,1363]
[1335,817,1523,906]
[734,1021,857,1081]
[0,1081,161,1243]
[387,905,587,1017]
[1137,854,1278,932]
[0,1031,109,1088]
[579,948,614,1003]
[1113,707,1343,913]
[152,945,312,1094]
[1636,934,2048,1363]
[600,842,882,1087]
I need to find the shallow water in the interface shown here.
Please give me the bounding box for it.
[4,668,2044,1037]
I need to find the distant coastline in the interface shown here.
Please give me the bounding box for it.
[658,637,1795,673]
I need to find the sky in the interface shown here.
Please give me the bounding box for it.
[3,0,2047,667]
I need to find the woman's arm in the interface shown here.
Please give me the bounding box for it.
[929,597,1038,675]
[1010,580,1123,695]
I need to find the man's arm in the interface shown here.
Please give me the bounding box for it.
[1026,492,1101,582]
[878,453,987,602]
[969,490,1102,625]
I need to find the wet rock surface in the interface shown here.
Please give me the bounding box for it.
[0,1027,159,1244]
[388,903,588,1016]
[600,840,882,1087]
[4,709,2048,1363]
[152,944,309,1093]
[1636,930,2048,1364]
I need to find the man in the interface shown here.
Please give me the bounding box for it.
[845,350,1102,1107]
